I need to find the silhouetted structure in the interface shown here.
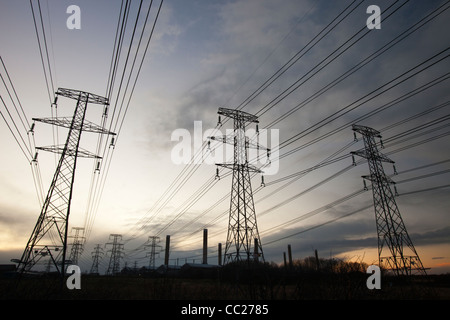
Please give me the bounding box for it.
[351,124,426,276]
[16,88,113,280]
[145,236,162,269]
[68,227,85,265]
[90,244,104,274]
[105,234,124,275]
[210,107,269,264]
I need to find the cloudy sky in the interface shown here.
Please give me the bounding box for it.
[0,0,449,275]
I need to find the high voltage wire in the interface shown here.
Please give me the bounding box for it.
[85,0,165,243]
[263,184,450,248]
[132,53,449,251]
[171,171,450,261]
[278,48,449,151]
[3,0,164,261]
[120,0,366,239]
[262,165,450,241]
[262,1,450,128]
[163,111,450,255]
[83,0,135,242]
[13,0,445,268]
[257,0,411,120]
[150,179,450,264]
[124,0,371,255]
[29,0,56,104]
[236,0,365,113]
[83,0,164,243]
[121,1,449,257]
[154,134,449,263]
[121,0,380,240]
[0,55,46,207]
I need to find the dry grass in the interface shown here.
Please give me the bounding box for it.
[1,258,449,300]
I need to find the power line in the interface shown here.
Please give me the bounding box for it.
[124,0,449,245]
[154,63,450,247]
[29,0,56,103]
[259,180,450,248]
[118,1,448,261]
[120,0,367,240]
[169,119,450,253]
[257,0,412,121]
[83,0,164,243]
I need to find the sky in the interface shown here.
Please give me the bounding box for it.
[0,0,449,275]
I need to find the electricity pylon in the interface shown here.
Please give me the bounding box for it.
[105,234,124,275]
[16,88,114,279]
[68,227,85,265]
[90,244,104,275]
[145,236,162,269]
[351,124,426,276]
[209,107,269,264]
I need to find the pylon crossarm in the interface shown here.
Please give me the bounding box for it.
[352,124,381,137]
[36,145,102,159]
[32,117,115,135]
[216,163,263,173]
[208,134,270,151]
[351,150,395,164]
[218,107,258,123]
[56,87,109,105]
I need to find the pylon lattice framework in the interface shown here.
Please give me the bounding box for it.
[351,124,426,276]
[68,227,85,265]
[145,236,162,269]
[210,107,269,264]
[16,88,114,278]
[90,244,104,275]
[105,234,124,275]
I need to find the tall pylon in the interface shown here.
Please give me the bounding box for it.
[68,227,85,265]
[89,244,104,275]
[16,88,114,279]
[105,234,124,275]
[209,107,269,264]
[145,236,162,269]
[351,124,427,276]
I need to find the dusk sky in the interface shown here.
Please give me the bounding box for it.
[0,0,449,275]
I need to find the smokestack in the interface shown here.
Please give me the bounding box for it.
[203,229,208,264]
[288,244,293,269]
[164,235,170,266]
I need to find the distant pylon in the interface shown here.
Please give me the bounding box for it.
[351,124,427,276]
[209,107,269,264]
[16,88,114,279]
[145,236,162,269]
[90,244,104,274]
[105,234,124,275]
[68,227,85,265]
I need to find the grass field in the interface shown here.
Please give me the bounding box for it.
[2,259,449,300]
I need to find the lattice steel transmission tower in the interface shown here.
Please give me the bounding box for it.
[16,88,114,278]
[105,234,124,275]
[90,244,104,275]
[209,107,269,264]
[351,124,426,276]
[68,227,85,265]
[145,236,161,269]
